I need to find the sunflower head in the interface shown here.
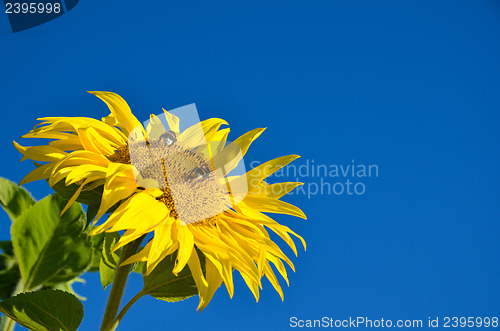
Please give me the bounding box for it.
[123,112,243,226]
[14,91,306,311]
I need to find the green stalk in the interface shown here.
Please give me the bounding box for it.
[100,236,145,331]
[108,290,145,331]
[0,280,24,331]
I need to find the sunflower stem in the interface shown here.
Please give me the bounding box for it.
[100,236,145,331]
[0,314,16,331]
[108,290,145,331]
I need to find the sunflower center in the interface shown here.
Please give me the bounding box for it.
[112,133,227,226]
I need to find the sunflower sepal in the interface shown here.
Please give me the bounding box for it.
[99,232,122,290]
[86,203,100,230]
[98,232,148,289]
[50,180,104,207]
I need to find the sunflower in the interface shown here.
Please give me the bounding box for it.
[14,91,306,311]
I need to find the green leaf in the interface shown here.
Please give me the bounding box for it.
[85,204,99,230]
[142,251,204,302]
[49,278,86,301]
[0,289,83,331]
[87,229,105,273]
[50,179,104,206]
[0,241,21,300]
[0,241,14,258]
[132,261,146,274]
[0,177,35,222]
[32,162,102,207]
[0,259,19,300]
[11,194,92,290]
[99,232,121,290]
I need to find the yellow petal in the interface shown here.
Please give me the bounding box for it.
[146,114,167,140]
[118,229,142,250]
[210,128,230,151]
[49,136,84,151]
[108,195,168,232]
[268,223,306,255]
[246,154,300,183]
[77,126,116,155]
[240,272,260,303]
[121,241,152,265]
[162,108,180,134]
[49,151,111,186]
[102,113,118,127]
[88,91,143,137]
[35,117,126,146]
[197,258,223,312]
[173,224,194,274]
[212,128,265,174]
[225,208,306,252]
[200,251,234,298]
[253,182,304,199]
[14,142,67,162]
[90,193,164,234]
[90,194,138,234]
[178,118,228,149]
[94,163,137,223]
[19,163,53,185]
[142,242,178,274]
[267,254,289,286]
[60,178,89,216]
[147,216,175,270]
[64,164,108,186]
[187,248,209,310]
[241,196,307,219]
[264,262,284,301]
[215,233,260,289]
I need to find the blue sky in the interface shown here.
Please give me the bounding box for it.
[1,0,500,330]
